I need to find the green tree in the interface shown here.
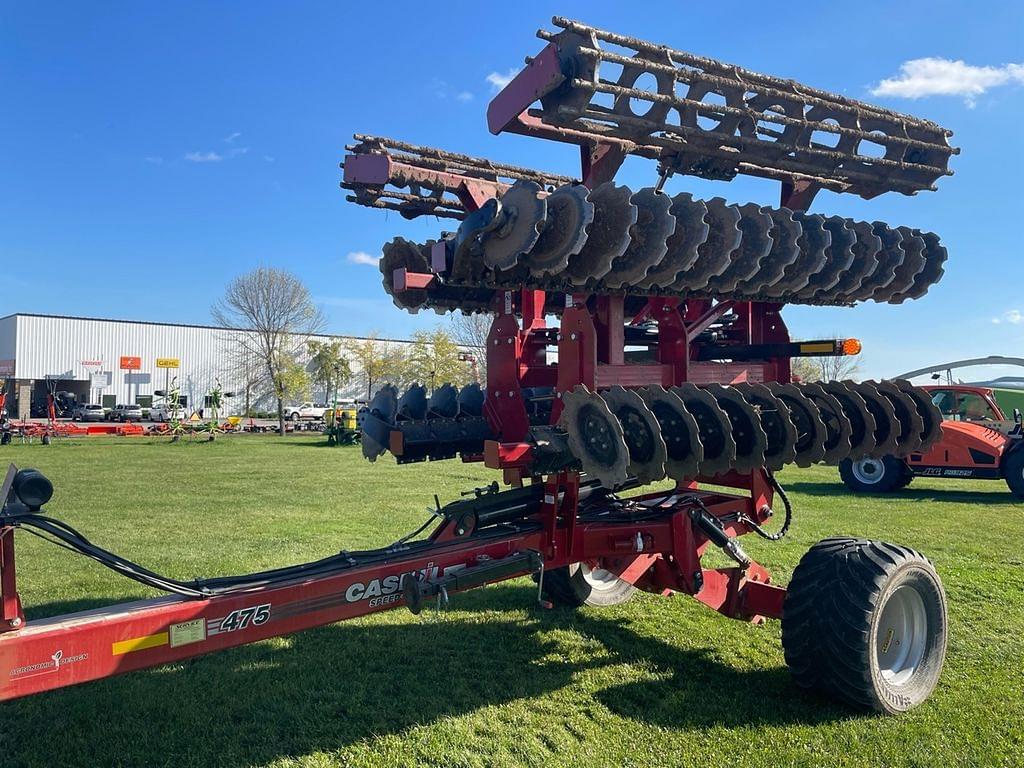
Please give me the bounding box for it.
[307,340,353,404]
[274,355,310,406]
[406,328,472,391]
[349,334,408,400]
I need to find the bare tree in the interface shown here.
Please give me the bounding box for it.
[212,267,325,434]
[792,354,862,382]
[225,333,270,417]
[449,311,491,382]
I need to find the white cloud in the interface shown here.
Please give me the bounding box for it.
[992,309,1024,325]
[224,131,242,144]
[870,58,1024,106]
[184,151,223,163]
[144,155,163,164]
[486,68,518,92]
[184,146,248,163]
[347,251,381,266]
[263,155,275,163]
[430,79,475,103]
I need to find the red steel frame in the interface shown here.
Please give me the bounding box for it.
[0,280,793,701]
[0,54,820,703]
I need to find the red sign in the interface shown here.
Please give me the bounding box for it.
[119,356,141,371]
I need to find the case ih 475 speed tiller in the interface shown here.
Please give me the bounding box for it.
[1,19,953,713]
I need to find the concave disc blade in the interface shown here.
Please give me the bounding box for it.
[565,183,637,285]
[397,383,428,421]
[704,203,772,295]
[636,193,709,290]
[525,184,594,277]
[702,384,768,473]
[380,238,431,313]
[891,378,944,453]
[670,383,737,477]
[767,211,830,297]
[847,222,902,302]
[896,230,947,302]
[601,385,667,484]
[765,383,828,467]
[559,385,630,488]
[603,187,675,290]
[818,381,877,460]
[846,380,901,458]
[880,227,927,303]
[734,382,798,471]
[797,382,854,464]
[873,380,925,456]
[797,217,855,299]
[735,207,801,297]
[362,384,399,462]
[827,220,881,301]
[427,383,459,419]
[670,197,740,292]
[481,180,546,271]
[457,382,485,418]
[637,385,703,480]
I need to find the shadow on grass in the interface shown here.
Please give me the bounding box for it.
[786,480,1011,505]
[4,587,850,767]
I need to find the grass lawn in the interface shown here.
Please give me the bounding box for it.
[1,435,1022,767]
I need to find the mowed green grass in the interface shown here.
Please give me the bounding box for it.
[1,436,1022,768]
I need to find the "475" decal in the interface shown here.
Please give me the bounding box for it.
[210,603,271,635]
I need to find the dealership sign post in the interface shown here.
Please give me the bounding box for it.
[155,358,180,408]
[82,359,103,405]
[120,356,141,405]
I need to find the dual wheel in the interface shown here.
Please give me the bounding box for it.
[547,538,947,713]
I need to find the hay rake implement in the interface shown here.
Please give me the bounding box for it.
[1,18,951,713]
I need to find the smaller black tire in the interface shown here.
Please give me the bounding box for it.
[543,562,636,608]
[1003,447,1024,499]
[782,538,947,713]
[839,456,909,493]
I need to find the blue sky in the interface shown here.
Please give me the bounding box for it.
[2,1,1022,380]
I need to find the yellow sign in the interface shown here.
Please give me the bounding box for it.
[156,358,180,369]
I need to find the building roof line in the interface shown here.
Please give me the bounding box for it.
[0,312,415,345]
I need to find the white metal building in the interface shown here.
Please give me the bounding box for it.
[0,313,418,419]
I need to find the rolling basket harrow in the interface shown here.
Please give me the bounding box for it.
[1,18,952,713]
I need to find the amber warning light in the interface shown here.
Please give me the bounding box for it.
[842,338,863,356]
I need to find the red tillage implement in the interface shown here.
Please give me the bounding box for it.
[2,18,953,713]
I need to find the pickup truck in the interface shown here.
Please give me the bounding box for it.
[286,402,327,421]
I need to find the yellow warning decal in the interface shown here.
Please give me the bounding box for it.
[798,342,835,355]
[112,632,169,656]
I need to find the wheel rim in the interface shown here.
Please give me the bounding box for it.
[852,458,884,485]
[580,562,621,593]
[876,584,928,685]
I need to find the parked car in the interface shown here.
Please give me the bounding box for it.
[71,403,107,422]
[149,402,188,422]
[109,404,143,422]
[287,402,327,420]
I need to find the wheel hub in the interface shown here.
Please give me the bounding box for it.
[851,457,883,484]
[876,585,928,686]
